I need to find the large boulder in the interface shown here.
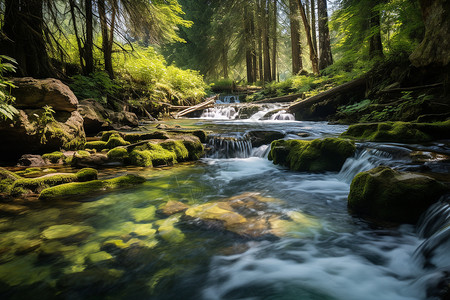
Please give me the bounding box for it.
[348,166,448,223]
[77,99,112,134]
[77,99,139,134]
[268,138,356,172]
[0,78,86,160]
[245,130,286,147]
[0,109,86,160]
[11,78,78,112]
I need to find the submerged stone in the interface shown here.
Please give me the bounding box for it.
[160,200,189,216]
[348,166,448,223]
[185,202,247,229]
[156,215,185,243]
[130,206,156,222]
[41,224,94,240]
[269,138,356,172]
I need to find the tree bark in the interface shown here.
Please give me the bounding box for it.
[84,0,94,75]
[311,0,317,54]
[368,1,383,58]
[98,0,114,79]
[271,0,278,81]
[297,0,319,75]
[257,0,264,82]
[262,0,272,82]
[1,0,55,78]
[318,0,333,70]
[410,0,450,68]
[244,4,254,83]
[289,0,303,74]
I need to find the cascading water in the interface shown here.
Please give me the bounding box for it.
[206,135,253,159]
[201,106,239,119]
[200,103,295,121]
[270,110,295,121]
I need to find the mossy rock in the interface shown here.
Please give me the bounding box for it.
[42,151,65,164]
[340,120,450,143]
[11,168,97,193]
[84,140,108,151]
[107,147,129,161]
[101,131,123,142]
[105,136,130,149]
[160,140,189,161]
[268,138,356,172]
[39,174,146,201]
[123,131,170,143]
[129,144,177,167]
[348,166,448,223]
[182,139,205,160]
[42,224,95,240]
[192,130,208,143]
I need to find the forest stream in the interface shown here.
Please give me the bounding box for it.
[0,104,449,300]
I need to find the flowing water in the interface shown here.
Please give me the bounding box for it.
[0,105,449,299]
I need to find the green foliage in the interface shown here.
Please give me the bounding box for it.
[0,55,19,121]
[70,72,120,105]
[115,45,207,107]
[339,99,371,114]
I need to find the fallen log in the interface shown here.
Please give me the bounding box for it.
[379,82,443,93]
[253,93,303,104]
[288,77,367,120]
[175,95,218,118]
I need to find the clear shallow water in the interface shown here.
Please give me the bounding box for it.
[0,118,449,299]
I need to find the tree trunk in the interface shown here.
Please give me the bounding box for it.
[244,4,254,83]
[289,0,303,74]
[84,0,94,75]
[98,0,114,79]
[311,0,317,54]
[368,2,383,58]
[69,0,85,73]
[410,0,450,68]
[318,0,333,70]
[297,0,319,75]
[251,7,258,83]
[271,0,278,81]
[1,0,55,78]
[262,0,272,82]
[222,45,229,79]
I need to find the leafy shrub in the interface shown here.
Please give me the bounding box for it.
[70,72,120,104]
[0,55,19,121]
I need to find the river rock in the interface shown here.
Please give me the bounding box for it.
[160,200,189,216]
[17,154,46,167]
[0,109,86,160]
[11,77,78,112]
[78,99,139,134]
[41,224,94,240]
[245,130,286,147]
[348,166,448,223]
[269,138,356,172]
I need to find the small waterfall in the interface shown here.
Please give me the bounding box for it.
[270,110,295,121]
[201,106,239,119]
[414,198,450,268]
[251,144,270,158]
[338,148,393,183]
[206,136,253,159]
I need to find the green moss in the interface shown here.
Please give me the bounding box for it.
[269,138,356,172]
[160,140,189,161]
[105,136,130,148]
[101,131,123,142]
[11,169,97,193]
[75,168,98,181]
[0,167,22,181]
[63,137,85,151]
[39,174,146,201]
[84,141,108,150]
[107,147,129,160]
[123,131,170,143]
[182,140,204,160]
[129,150,153,167]
[75,150,91,158]
[42,151,65,164]
[129,143,177,167]
[340,121,450,143]
[192,130,208,143]
[348,166,448,223]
